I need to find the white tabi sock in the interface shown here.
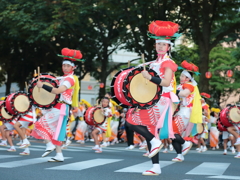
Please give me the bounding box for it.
[150,137,160,146]
[24,148,30,153]
[151,163,161,174]
[23,138,29,144]
[177,154,184,160]
[55,152,64,160]
[46,141,55,150]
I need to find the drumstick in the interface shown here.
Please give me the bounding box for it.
[37,66,40,92]
[25,82,28,93]
[142,54,148,85]
[141,54,146,70]
[128,60,130,68]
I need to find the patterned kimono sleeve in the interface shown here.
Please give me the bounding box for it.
[62,76,75,89]
[182,83,194,92]
[161,60,178,72]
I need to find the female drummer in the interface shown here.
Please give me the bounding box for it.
[226,105,240,158]
[125,21,179,176]
[31,48,81,162]
[171,62,202,162]
[91,97,112,153]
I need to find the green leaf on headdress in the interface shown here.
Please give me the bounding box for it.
[57,54,85,62]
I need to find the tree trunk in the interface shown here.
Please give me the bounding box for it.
[98,52,108,98]
[5,70,12,95]
[198,48,210,93]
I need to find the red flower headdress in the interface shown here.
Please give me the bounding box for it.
[148,21,181,40]
[57,48,84,62]
[200,92,211,99]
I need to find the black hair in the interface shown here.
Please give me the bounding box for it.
[101,97,110,105]
[210,112,215,116]
[105,92,112,97]
[185,71,193,81]
[188,71,193,77]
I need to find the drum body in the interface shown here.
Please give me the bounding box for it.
[28,73,60,109]
[216,118,227,132]
[196,123,204,135]
[219,106,240,127]
[111,67,162,109]
[5,91,31,115]
[84,107,105,126]
[0,101,14,121]
[111,67,134,108]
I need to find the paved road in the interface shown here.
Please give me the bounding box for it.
[0,140,239,180]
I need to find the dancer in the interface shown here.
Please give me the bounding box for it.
[209,108,220,150]
[92,97,112,153]
[31,48,81,162]
[226,104,240,158]
[126,20,180,175]
[172,61,202,162]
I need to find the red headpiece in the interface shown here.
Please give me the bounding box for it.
[148,21,179,37]
[61,48,82,61]
[200,93,211,99]
[181,60,199,72]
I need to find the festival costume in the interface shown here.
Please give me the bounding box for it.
[126,54,178,138]
[171,61,202,161]
[95,107,112,134]
[74,101,89,143]
[126,20,180,175]
[31,48,81,161]
[209,108,220,148]
[92,106,112,153]
[31,75,75,145]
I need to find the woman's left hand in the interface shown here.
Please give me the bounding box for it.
[141,70,151,80]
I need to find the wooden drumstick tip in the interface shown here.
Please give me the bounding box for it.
[141,54,146,70]
[37,66,41,92]
[141,54,148,85]
[25,82,28,93]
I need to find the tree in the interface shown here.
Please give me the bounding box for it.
[118,0,240,94]
[178,0,240,93]
[0,0,92,94]
[209,45,240,107]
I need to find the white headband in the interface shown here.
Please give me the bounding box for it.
[63,60,75,67]
[181,70,197,86]
[155,39,174,47]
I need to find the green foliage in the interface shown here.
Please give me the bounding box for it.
[209,46,240,106]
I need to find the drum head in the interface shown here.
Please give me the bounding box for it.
[32,82,56,106]
[14,95,30,113]
[1,107,13,120]
[197,123,204,134]
[123,67,162,109]
[130,73,157,103]
[93,109,105,123]
[229,107,240,124]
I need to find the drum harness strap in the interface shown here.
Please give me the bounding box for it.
[58,101,71,106]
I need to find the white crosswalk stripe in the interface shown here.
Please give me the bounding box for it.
[207,175,240,180]
[0,155,20,159]
[186,162,230,175]
[0,144,238,180]
[46,158,123,170]
[0,157,72,168]
[115,160,175,173]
